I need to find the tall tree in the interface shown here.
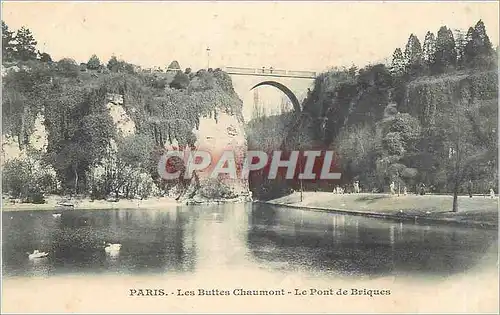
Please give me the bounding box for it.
[474,19,493,55]
[390,48,405,76]
[14,26,38,61]
[2,21,15,60]
[453,29,467,66]
[432,26,457,74]
[404,34,423,76]
[464,20,495,68]
[404,34,422,66]
[422,31,436,66]
[463,27,478,65]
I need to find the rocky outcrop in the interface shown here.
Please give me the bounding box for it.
[105,93,251,203]
[1,113,48,164]
[184,112,251,202]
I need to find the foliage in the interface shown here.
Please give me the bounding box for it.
[2,21,15,60]
[2,150,58,203]
[56,58,80,77]
[107,55,135,73]
[169,71,190,90]
[2,45,244,199]
[87,54,101,70]
[38,51,52,63]
[198,177,236,199]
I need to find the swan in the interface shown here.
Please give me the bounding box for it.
[28,250,48,259]
[104,243,122,253]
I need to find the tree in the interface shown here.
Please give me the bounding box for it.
[87,54,101,70]
[14,26,38,61]
[2,151,58,203]
[404,34,422,67]
[106,55,135,73]
[422,31,436,67]
[38,51,52,63]
[107,55,119,71]
[431,80,497,211]
[432,26,457,74]
[463,20,495,68]
[453,29,467,66]
[2,21,15,60]
[169,71,190,90]
[56,58,80,77]
[390,48,405,76]
[474,20,493,55]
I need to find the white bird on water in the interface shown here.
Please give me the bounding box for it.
[27,250,48,259]
[104,243,122,254]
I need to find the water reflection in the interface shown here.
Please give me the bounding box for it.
[2,204,498,279]
[247,204,498,277]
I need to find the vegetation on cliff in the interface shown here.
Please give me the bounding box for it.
[2,21,243,202]
[247,20,498,200]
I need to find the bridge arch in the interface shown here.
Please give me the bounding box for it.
[250,81,302,113]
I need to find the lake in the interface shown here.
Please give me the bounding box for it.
[3,203,497,279]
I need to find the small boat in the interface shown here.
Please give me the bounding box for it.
[56,200,75,210]
[52,213,62,218]
[28,250,48,259]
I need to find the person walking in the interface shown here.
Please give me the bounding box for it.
[390,182,396,195]
[419,183,426,196]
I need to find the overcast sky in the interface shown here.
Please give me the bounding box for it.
[2,1,498,120]
[2,1,498,71]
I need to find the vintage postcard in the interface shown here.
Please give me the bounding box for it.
[1,1,499,313]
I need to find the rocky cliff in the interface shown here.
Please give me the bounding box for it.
[2,62,251,203]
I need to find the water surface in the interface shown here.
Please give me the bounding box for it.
[2,203,497,279]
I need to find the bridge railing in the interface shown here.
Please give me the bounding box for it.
[224,66,317,78]
[224,67,258,74]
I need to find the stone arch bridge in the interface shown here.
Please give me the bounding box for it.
[223,66,317,113]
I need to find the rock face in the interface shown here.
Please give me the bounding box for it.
[187,112,251,202]
[106,94,135,136]
[105,93,251,202]
[1,114,48,164]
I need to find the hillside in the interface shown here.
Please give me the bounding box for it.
[245,19,498,200]
[2,59,250,203]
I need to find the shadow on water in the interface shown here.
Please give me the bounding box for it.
[2,209,197,277]
[247,203,498,278]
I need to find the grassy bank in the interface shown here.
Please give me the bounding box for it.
[264,192,499,228]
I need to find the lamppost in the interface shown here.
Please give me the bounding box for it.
[206,47,211,69]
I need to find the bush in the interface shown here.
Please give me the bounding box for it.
[198,178,236,199]
[56,58,80,78]
[2,155,57,203]
[169,72,190,90]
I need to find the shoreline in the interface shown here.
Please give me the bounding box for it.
[3,192,498,229]
[1,194,252,212]
[262,192,499,229]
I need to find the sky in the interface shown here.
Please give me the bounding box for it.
[2,1,499,119]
